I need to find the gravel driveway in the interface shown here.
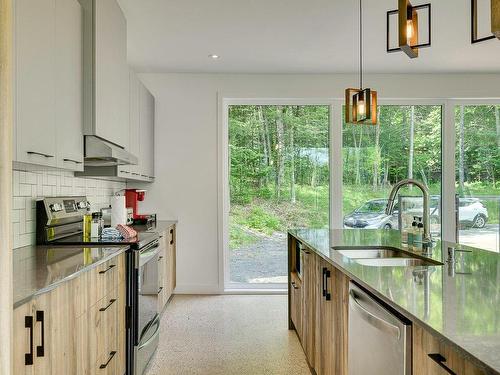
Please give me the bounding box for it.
[230,232,288,284]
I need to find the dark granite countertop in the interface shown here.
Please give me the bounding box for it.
[13,245,128,308]
[288,228,500,375]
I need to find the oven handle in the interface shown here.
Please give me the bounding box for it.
[138,318,160,350]
[139,246,161,268]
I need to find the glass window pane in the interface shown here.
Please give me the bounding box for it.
[343,105,442,238]
[228,105,330,286]
[455,105,500,253]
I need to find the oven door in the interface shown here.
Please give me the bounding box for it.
[138,241,161,341]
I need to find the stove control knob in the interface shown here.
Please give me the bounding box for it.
[49,203,62,212]
[77,201,88,209]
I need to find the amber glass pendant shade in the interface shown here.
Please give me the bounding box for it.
[399,0,419,58]
[493,0,500,39]
[345,88,378,125]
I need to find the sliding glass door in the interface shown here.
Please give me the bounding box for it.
[227,105,330,288]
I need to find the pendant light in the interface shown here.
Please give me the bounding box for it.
[345,0,378,125]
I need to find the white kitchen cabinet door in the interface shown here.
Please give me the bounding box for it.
[93,0,129,149]
[55,0,83,171]
[119,70,141,179]
[139,82,155,180]
[14,0,57,167]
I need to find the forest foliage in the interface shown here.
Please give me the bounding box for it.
[229,104,500,249]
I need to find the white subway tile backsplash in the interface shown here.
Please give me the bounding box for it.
[12,168,126,249]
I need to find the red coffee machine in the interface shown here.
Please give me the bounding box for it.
[125,189,156,226]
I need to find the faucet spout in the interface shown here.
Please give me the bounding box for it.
[385,179,432,244]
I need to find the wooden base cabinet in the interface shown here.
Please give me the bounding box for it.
[314,258,349,375]
[413,324,487,375]
[158,224,177,313]
[300,247,317,368]
[290,271,303,340]
[14,253,126,375]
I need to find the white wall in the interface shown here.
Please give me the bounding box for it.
[137,73,500,294]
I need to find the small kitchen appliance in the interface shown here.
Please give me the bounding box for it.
[125,189,156,227]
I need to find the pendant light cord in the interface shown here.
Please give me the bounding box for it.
[359,0,363,90]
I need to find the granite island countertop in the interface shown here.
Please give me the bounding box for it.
[13,245,128,308]
[288,228,500,375]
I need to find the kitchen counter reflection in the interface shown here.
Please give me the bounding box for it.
[13,245,128,308]
[288,228,500,374]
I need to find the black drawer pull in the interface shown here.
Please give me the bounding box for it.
[158,287,163,295]
[157,256,164,261]
[36,311,45,357]
[428,353,456,374]
[25,316,34,365]
[99,264,116,274]
[99,351,117,369]
[63,158,82,164]
[324,268,331,301]
[99,299,116,312]
[27,151,54,158]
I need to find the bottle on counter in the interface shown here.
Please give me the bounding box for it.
[414,218,424,251]
[83,209,92,239]
[91,212,102,238]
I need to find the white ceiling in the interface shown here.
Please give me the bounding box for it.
[118,0,500,74]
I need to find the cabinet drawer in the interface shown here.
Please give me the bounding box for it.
[413,324,487,375]
[89,255,124,306]
[76,288,120,375]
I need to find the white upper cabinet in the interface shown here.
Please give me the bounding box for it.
[90,0,130,150]
[14,0,83,170]
[56,0,84,170]
[121,71,155,182]
[139,81,155,179]
[14,0,57,167]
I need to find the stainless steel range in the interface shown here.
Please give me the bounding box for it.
[36,196,161,375]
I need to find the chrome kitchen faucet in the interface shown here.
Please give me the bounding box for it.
[385,179,432,247]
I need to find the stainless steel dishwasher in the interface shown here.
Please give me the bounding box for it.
[348,282,412,375]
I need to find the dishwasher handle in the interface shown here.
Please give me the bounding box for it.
[349,289,401,340]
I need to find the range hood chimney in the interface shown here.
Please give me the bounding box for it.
[84,136,138,166]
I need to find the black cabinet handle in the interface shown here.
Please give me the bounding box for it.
[157,287,163,295]
[99,264,116,274]
[36,311,45,357]
[157,256,163,261]
[25,316,34,365]
[170,229,174,244]
[63,158,82,164]
[99,351,117,369]
[99,299,116,312]
[27,151,54,158]
[428,354,457,374]
[322,268,326,297]
[324,268,331,301]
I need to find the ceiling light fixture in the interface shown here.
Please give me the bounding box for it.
[493,0,500,38]
[472,0,500,43]
[209,54,220,59]
[345,0,378,125]
[386,0,431,58]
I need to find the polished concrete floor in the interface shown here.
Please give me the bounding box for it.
[147,295,311,375]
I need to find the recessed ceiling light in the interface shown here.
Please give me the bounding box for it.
[209,54,220,60]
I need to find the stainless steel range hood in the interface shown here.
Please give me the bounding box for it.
[84,136,138,166]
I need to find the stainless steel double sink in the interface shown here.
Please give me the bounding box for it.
[333,246,442,267]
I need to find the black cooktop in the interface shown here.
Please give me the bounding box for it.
[47,230,159,249]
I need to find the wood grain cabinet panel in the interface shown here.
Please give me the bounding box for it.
[300,248,317,368]
[413,324,487,375]
[290,271,303,340]
[314,257,349,375]
[14,253,126,375]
